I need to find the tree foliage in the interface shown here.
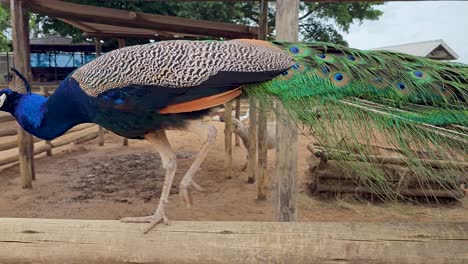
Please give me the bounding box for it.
[8,1,383,48]
[0,6,10,51]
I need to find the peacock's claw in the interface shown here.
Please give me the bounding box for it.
[179,180,204,208]
[120,210,169,234]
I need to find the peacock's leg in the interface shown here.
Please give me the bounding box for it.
[120,129,176,233]
[177,120,217,207]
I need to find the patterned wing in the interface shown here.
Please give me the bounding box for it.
[71,39,295,97]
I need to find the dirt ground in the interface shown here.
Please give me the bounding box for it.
[0,122,466,223]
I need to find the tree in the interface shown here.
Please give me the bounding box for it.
[36,1,382,47]
[0,6,10,51]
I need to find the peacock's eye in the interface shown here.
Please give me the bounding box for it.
[318,54,326,59]
[334,73,344,81]
[281,71,289,76]
[413,71,423,78]
[292,63,300,70]
[321,66,331,74]
[289,46,300,54]
[397,82,406,90]
[347,55,356,61]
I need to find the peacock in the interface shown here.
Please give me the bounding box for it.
[0,39,466,233]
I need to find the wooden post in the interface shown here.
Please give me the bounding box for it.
[274,0,299,222]
[11,0,34,188]
[256,0,269,200]
[224,100,233,179]
[234,98,241,146]
[95,38,105,147]
[117,38,129,147]
[40,86,53,156]
[247,98,257,184]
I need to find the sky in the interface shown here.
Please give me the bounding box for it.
[343,1,468,64]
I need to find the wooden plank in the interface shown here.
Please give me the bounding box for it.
[0,142,51,167]
[309,145,468,169]
[0,218,467,264]
[26,0,258,39]
[224,100,233,179]
[33,0,462,1]
[247,98,257,183]
[95,38,105,147]
[274,0,299,222]
[50,126,99,148]
[10,0,34,188]
[0,136,41,152]
[256,0,269,200]
[0,112,14,122]
[0,128,17,137]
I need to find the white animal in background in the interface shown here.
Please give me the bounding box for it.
[232,117,276,171]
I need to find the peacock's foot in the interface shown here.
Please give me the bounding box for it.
[120,209,169,234]
[179,179,204,208]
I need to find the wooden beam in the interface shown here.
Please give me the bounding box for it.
[274,0,299,222]
[0,218,467,264]
[120,0,461,1]
[26,0,258,39]
[224,100,233,179]
[247,98,257,183]
[256,0,268,200]
[234,98,241,146]
[10,0,34,188]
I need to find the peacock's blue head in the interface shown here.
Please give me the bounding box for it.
[0,88,22,113]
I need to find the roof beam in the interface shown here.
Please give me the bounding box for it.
[25,0,258,39]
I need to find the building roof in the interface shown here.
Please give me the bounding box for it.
[371,39,459,60]
[29,36,97,53]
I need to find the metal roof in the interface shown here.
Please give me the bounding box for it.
[372,39,459,60]
[29,36,94,46]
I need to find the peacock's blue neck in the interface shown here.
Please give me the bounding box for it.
[12,80,90,140]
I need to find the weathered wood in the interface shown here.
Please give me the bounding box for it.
[95,38,105,147]
[224,100,233,179]
[247,98,257,183]
[11,0,34,188]
[0,143,51,167]
[309,145,468,169]
[0,128,17,137]
[0,112,14,122]
[24,0,258,39]
[315,184,462,199]
[50,126,99,148]
[256,0,269,200]
[0,136,41,152]
[274,0,299,222]
[68,123,95,133]
[234,97,241,146]
[0,218,467,264]
[117,38,129,147]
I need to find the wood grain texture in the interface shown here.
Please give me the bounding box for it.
[224,100,233,179]
[235,98,241,146]
[0,218,467,264]
[274,0,299,222]
[11,0,34,188]
[247,98,257,184]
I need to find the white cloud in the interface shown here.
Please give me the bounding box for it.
[344,1,468,63]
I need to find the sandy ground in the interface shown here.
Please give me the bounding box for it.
[0,122,467,223]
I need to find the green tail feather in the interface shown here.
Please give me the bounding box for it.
[247,41,468,202]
